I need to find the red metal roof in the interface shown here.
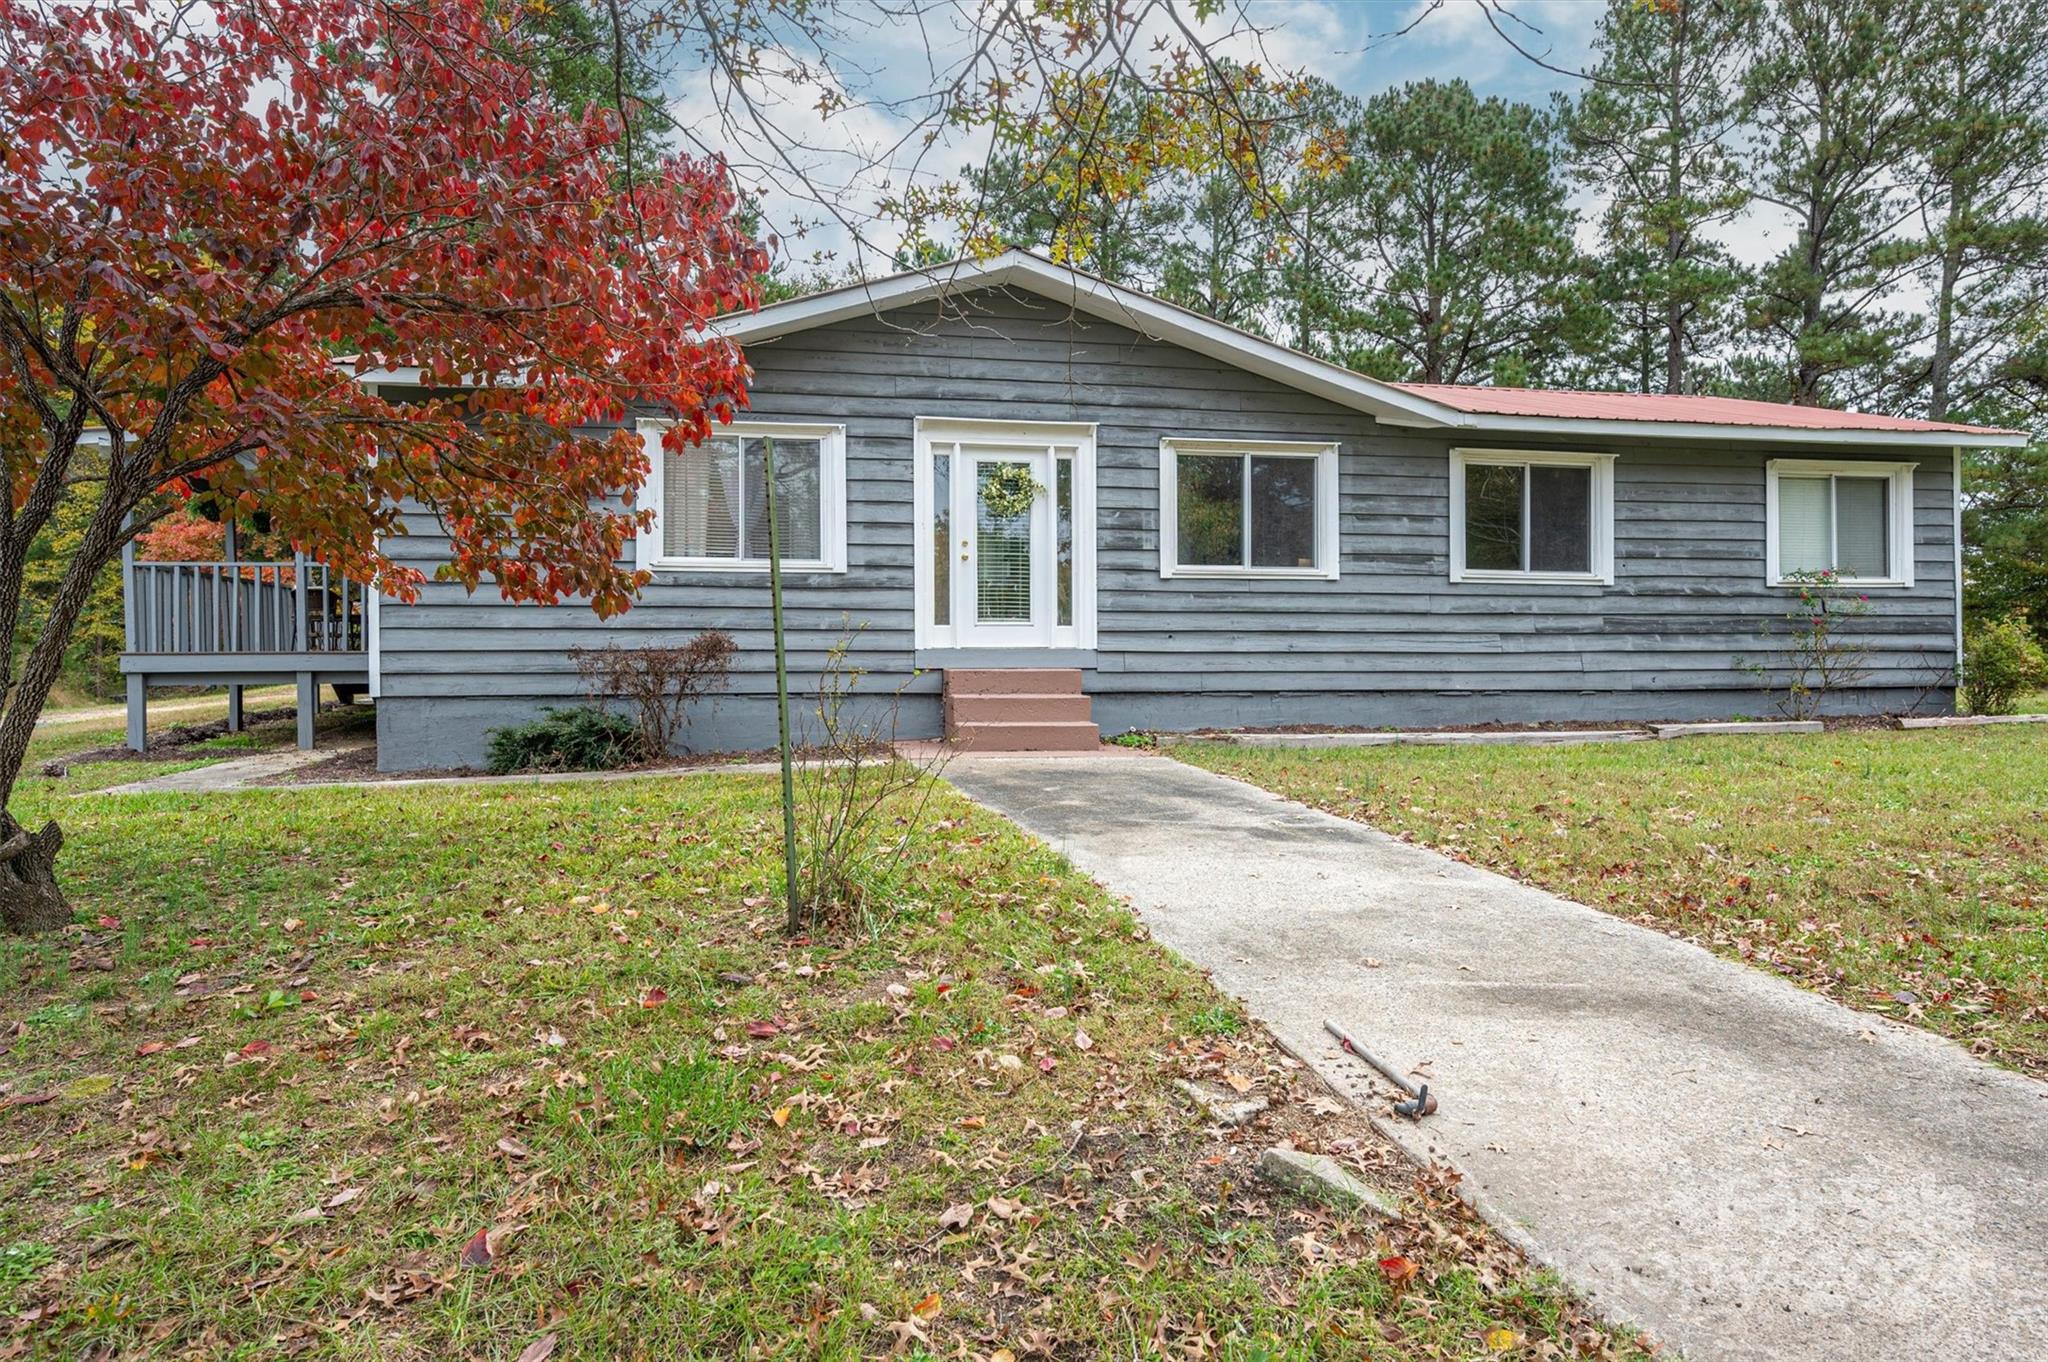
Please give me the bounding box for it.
[1390,383,2022,437]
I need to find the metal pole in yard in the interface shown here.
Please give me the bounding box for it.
[762,436,802,935]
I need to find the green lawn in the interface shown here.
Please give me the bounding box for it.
[0,763,1644,1360]
[1176,727,2048,1075]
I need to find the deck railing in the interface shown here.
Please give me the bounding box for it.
[123,556,366,655]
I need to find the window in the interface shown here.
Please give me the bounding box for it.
[1449,449,1615,585]
[1158,439,1339,579]
[1765,458,1915,587]
[636,420,846,572]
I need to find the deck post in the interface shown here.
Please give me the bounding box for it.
[295,673,317,750]
[226,684,243,733]
[126,674,147,752]
[120,530,137,652]
[293,549,309,652]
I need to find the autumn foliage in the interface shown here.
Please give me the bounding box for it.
[0,0,767,923]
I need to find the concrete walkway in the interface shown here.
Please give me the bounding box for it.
[945,754,2048,1362]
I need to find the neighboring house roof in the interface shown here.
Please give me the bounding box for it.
[720,249,2029,450]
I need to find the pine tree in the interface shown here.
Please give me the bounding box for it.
[1340,80,1601,386]
[1741,0,1931,406]
[1568,0,1759,393]
[1903,0,2048,420]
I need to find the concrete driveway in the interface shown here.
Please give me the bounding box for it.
[945,754,2048,1362]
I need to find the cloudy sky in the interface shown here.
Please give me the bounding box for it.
[659,0,1790,276]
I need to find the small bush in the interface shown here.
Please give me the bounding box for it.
[1962,612,2048,716]
[485,706,638,774]
[572,631,738,760]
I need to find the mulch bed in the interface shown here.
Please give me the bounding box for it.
[1176,712,1916,739]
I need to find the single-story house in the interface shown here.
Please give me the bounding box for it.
[118,251,2030,768]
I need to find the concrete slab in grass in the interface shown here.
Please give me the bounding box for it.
[1896,713,2048,729]
[1257,1147,1400,1221]
[1650,720,1822,739]
[1178,729,1646,750]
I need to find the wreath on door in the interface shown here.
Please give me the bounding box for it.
[979,464,1044,518]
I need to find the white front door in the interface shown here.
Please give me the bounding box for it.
[916,420,1096,651]
[959,446,1053,647]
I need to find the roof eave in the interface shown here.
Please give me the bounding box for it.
[1374,408,2031,449]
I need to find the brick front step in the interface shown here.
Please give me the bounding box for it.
[942,667,1084,696]
[944,692,1094,725]
[942,668,1097,751]
[948,719,1102,752]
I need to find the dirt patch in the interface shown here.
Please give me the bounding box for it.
[52,705,313,765]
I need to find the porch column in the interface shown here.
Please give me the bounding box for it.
[226,684,243,733]
[296,673,317,750]
[126,675,147,753]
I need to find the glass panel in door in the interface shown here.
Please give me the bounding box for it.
[975,458,1035,623]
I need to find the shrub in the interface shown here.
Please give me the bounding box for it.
[788,625,947,934]
[1962,612,2048,716]
[485,706,638,774]
[572,631,738,760]
[1738,570,1873,719]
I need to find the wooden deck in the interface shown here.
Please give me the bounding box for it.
[120,544,368,751]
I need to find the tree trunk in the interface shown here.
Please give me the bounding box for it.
[1928,236,1963,421]
[0,810,67,935]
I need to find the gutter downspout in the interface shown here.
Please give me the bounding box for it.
[1953,445,1965,705]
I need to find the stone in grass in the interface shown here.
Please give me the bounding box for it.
[1256,1147,1400,1222]
[1174,1078,1269,1128]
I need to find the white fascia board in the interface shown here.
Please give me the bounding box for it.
[1375,407,2031,450]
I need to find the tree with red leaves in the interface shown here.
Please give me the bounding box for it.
[0,0,766,931]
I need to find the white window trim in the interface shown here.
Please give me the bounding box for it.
[1449,448,1616,586]
[913,417,1097,650]
[1158,438,1341,581]
[1764,457,1915,589]
[634,418,848,574]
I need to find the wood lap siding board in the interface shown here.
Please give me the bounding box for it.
[371,288,1961,768]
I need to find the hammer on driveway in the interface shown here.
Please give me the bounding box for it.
[1324,1019,1439,1119]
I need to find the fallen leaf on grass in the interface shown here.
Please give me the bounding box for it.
[936,1203,974,1231]
[772,1106,792,1128]
[239,1040,271,1058]
[1072,1028,1093,1051]
[1485,1326,1518,1351]
[745,1020,780,1039]
[515,1334,558,1362]
[496,1136,535,1160]
[910,1292,942,1320]
[460,1228,493,1269]
[324,1187,364,1209]
[1378,1255,1418,1286]
[0,1091,56,1112]
[135,1041,168,1057]
[641,987,668,1009]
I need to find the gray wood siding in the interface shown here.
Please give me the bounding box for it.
[375,287,1959,761]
